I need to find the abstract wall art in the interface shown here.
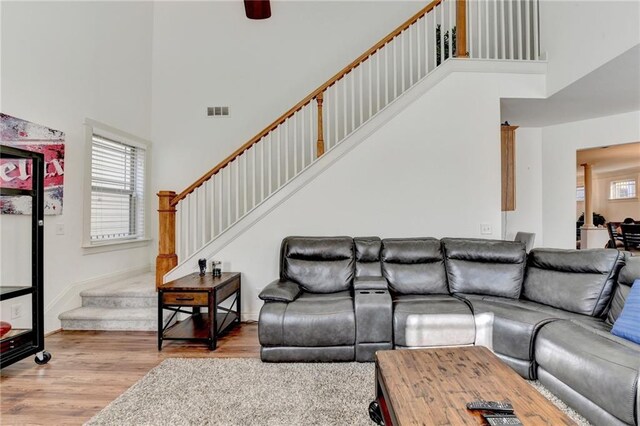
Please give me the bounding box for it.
[0,113,65,215]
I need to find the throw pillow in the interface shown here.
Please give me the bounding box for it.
[611,279,640,344]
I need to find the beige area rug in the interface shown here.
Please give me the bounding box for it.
[86,358,590,426]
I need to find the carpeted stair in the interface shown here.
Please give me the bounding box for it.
[59,272,170,331]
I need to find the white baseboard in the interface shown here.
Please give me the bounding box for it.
[44,264,152,333]
[241,312,259,322]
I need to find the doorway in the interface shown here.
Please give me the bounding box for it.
[576,142,640,249]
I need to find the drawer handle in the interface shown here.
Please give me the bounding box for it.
[175,297,195,301]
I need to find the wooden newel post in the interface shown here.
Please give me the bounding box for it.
[316,92,325,157]
[156,191,178,289]
[456,0,467,58]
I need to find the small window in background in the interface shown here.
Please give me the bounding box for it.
[576,186,585,201]
[609,179,637,200]
[90,134,146,242]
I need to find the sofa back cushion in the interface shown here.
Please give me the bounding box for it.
[354,237,382,277]
[523,248,625,317]
[381,238,448,295]
[442,238,526,298]
[607,255,638,324]
[281,236,355,293]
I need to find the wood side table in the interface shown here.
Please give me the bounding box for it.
[158,272,241,351]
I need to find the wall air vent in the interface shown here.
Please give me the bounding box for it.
[207,106,230,117]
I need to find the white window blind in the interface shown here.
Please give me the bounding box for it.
[576,186,585,201]
[90,135,145,242]
[610,179,637,200]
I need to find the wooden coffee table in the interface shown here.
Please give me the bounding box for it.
[375,346,575,425]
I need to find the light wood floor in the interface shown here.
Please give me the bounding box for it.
[0,323,260,425]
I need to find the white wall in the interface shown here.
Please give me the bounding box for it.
[539,0,640,95]
[0,1,154,332]
[502,127,543,246]
[151,1,423,194]
[198,70,544,319]
[541,111,640,249]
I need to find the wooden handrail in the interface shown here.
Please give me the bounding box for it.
[170,0,447,206]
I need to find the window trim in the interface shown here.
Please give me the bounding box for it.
[82,119,152,252]
[608,178,637,201]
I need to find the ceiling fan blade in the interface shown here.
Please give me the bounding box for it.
[244,0,271,20]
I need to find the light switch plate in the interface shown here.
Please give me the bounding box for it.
[11,304,22,319]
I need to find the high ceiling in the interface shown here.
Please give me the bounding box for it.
[501,45,640,127]
[576,142,640,175]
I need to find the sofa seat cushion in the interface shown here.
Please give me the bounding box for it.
[392,295,475,347]
[460,295,593,362]
[469,296,607,329]
[259,291,355,347]
[536,320,640,426]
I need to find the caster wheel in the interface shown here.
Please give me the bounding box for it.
[35,351,51,365]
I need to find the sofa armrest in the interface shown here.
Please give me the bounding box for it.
[354,276,388,291]
[259,279,302,302]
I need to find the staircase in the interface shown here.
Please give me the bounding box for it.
[156,0,541,285]
[59,273,171,331]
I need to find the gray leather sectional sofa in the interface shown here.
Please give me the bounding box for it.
[258,236,640,425]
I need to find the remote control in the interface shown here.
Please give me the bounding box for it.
[483,414,523,425]
[466,400,514,413]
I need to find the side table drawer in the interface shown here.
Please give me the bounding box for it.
[163,292,208,306]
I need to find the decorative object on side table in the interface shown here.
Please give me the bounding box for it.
[198,258,207,276]
[211,260,222,277]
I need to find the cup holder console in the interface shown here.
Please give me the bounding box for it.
[354,286,392,362]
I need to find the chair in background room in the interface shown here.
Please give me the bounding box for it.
[606,222,623,249]
[514,232,536,253]
[620,224,640,252]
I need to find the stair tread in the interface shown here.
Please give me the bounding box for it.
[80,272,156,298]
[58,306,163,321]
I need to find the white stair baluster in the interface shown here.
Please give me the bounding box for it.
[293,114,298,175]
[226,164,231,229]
[277,127,281,187]
[533,0,539,59]
[350,72,355,133]
[525,0,531,60]
[368,57,373,119]
[284,120,289,182]
[496,0,507,59]
[485,0,490,58]
[509,0,514,59]
[517,0,523,59]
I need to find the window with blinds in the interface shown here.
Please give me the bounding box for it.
[90,135,146,242]
[576,186,585,201]
[610,179,637,200]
